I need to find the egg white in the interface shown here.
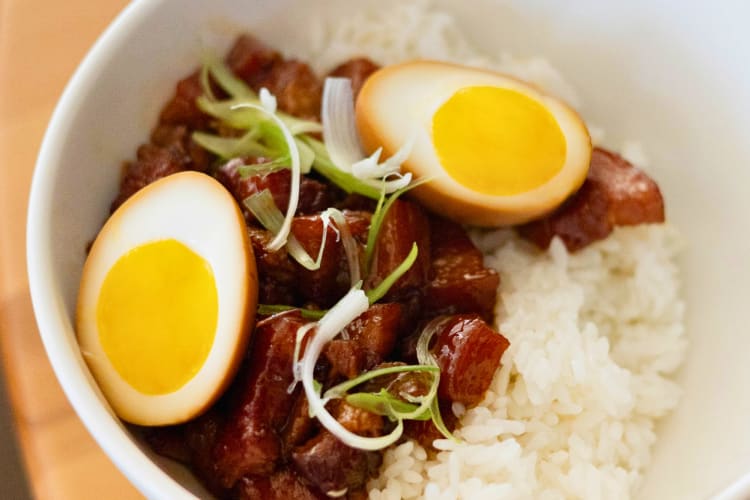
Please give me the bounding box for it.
[76,172,256,425]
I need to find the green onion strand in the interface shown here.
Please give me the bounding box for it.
[257,304,326,320]
[365,243,419,304]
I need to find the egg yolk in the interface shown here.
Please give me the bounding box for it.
[432,86,566,196]
[96,239,218,395]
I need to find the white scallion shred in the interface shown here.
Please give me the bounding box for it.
[321,77,413,193]
[416,316,459,441]
[290,322,317,392]
[321,208,361,286]
[322,77,364,172]
[231,102,300,251]
[245,190,327,271]
[259,87,278,113]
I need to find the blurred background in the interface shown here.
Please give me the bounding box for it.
[0,1,141,498]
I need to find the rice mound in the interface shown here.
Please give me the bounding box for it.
[297,2,687,498]
[369,226,684,500]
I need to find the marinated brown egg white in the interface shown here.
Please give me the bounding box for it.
[355,60,592,226]
[76,172,257,426]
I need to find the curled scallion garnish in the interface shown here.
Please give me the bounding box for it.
[416,316,459,441]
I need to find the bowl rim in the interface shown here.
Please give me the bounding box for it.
[26,0,196,498]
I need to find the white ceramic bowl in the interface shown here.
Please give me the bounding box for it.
[27,0,750,498]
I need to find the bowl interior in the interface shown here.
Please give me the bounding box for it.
[28,0,750,498]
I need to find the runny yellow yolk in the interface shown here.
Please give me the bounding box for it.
[432,86,567,196]
[96,239,218,395]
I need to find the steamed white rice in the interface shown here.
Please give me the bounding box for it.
[296,2,686,498]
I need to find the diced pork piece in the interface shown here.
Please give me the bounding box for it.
[232,470,321,500]
[225,35,322,120]
[424,217,499,321]
[322,303,402,379]
[143,425,191,464]
[331,400,386,438]
[403,402,458,450]
[366,200,431,300]
[159,71,210,130]
[589,148,665,225]
[431,315,510,407]
[280,393,315,453]
[225,34,282,87]
[341,303,402,358]
[150,124,213,173]
[336,193,378,212]
[247,227,299,305]
[253,60,323,121]
[323,340,379,381]
[184,410,229,496]
[215,162,335,224]
[292,430,381,497]
[110,143,191,211]
[519,147,665,252]
[328,58,380,98]
[352,362,454,449]
[211,312,308,487]
[291,211,371,308]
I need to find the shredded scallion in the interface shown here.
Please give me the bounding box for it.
[230,103,300,251]
[245,190,327,270]
[416,316,460,442]
[320,77,414,193]
[365,243,418,304]
[301,136,382,199]
[202,52,254,99]
[321,208,361,286]
[193,129,271,160]
[363,177,431,271]
[257,304,326,320]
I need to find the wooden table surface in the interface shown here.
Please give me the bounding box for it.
[0,1,143,498]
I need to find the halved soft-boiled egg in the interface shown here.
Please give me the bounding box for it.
[356,61,592,226]
[76,172,257,426]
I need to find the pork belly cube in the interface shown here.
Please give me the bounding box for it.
[425,217,499,321]
[328,57,380,98]
[519,147,665,251]
[110,143,191,211]
[158,71,210,130]
[323,303,402,379]
[291,430,381,497]
[590,148,665,226]
[433,315,510,407]
[225,34,322,121]
[211,312,307,487]
[253,60,323,121]
[150,124,212,173]
[225,34,282,87]
[341,303,402,358]
[247,227,299,305]
[403,402,459,450]
[331,400,386,438]
[291,211,371,308]
[366,200,431,299]
[232,470,320,500]
[280,393,315,453]
[215,163,335,225]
